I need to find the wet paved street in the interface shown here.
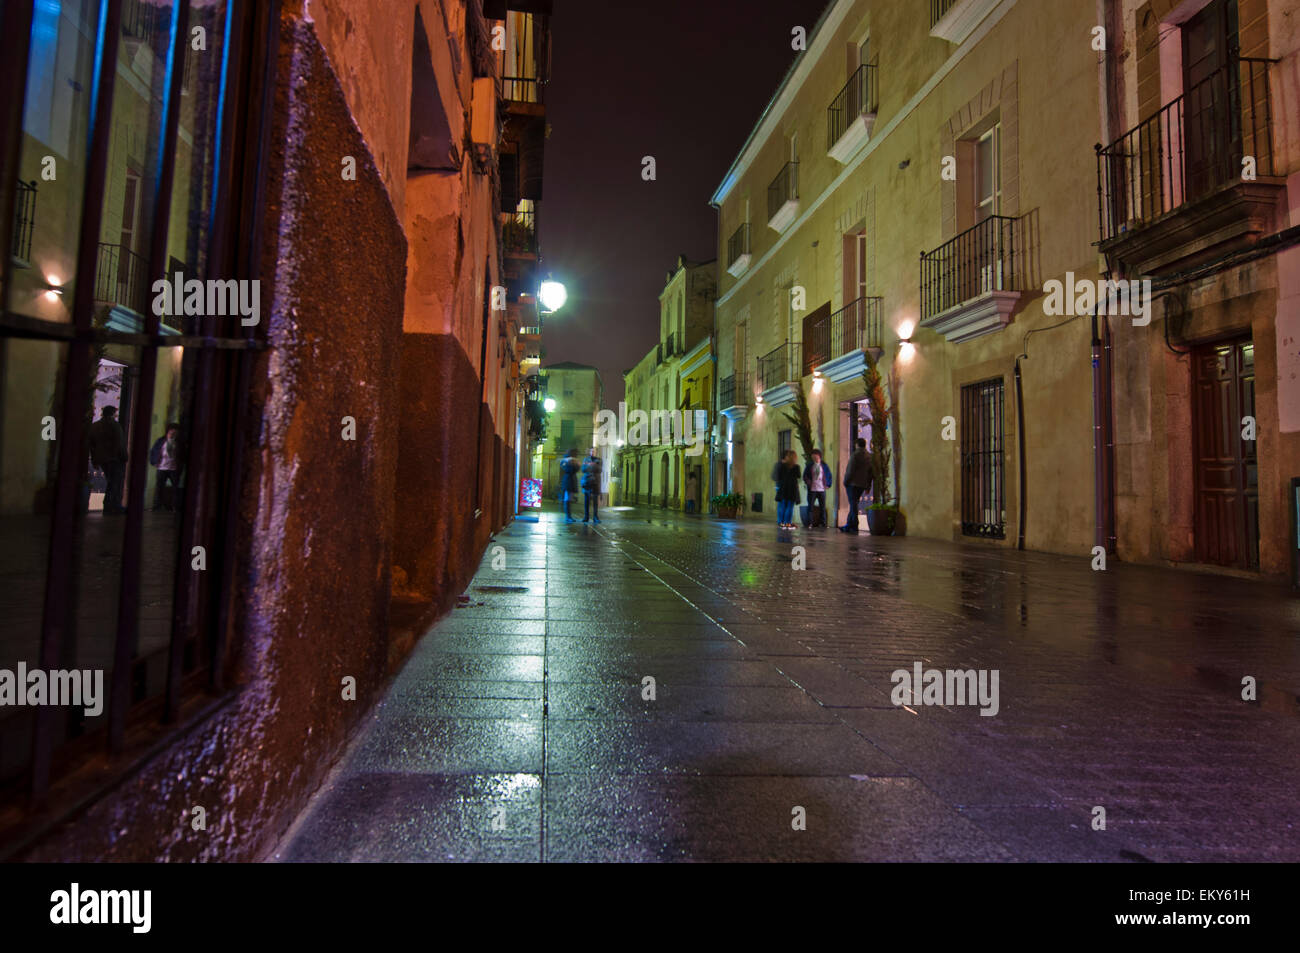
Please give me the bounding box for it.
[275,505,1300,862]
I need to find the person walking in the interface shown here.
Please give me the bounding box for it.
[559,448,581,523]
[774,449,801,530]
[802,448,832,528]
[149,422,182,511]
[89,405,128,514]
[581,448,602,523]
[840,437,873,534]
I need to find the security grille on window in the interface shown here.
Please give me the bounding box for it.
[778,429,792,455]
[960,378,1006,538]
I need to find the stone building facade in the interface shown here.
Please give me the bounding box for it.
[0,0,552,860]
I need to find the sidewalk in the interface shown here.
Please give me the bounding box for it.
[274,503,1300,861]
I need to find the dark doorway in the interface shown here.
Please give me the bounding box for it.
[1192,337,1258,569]
[1181,0,1239,201]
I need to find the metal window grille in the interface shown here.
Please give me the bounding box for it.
[960,378,1006,538]
[0,0,276,814]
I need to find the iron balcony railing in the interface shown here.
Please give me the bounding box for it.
[827,59,879,151]
[803,296,883,374]
[1096,57,1275,246]
[757,342,801,391]
[502,13,551,104]
[95,242,150,315]
[931,0,959,27]
[719,371,748,409]
[920,215,1018,321]
[501,209,537,256]
[726,222,750,268]
[767,161,798,222]
[12,179,36,263]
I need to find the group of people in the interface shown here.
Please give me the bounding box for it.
[559,448,602,523]
[87,405,183,513]
[771,439,874,533]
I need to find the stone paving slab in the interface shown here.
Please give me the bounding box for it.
[275,504,1300,862]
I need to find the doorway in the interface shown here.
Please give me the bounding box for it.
[1181,0,1239,201]
[837,396,872,528]
[1192,336,1258,569]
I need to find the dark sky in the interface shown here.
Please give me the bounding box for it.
[541,0,831,405]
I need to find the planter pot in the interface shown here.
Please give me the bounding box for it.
[866,508,898,536]
[717,507,738,519]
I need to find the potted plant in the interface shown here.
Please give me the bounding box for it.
[861,351,902,536]
[711,492,745,519]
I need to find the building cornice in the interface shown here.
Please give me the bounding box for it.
[709,0,847,208]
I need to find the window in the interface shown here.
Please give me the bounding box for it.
[974,125,1000,222]
[560,418,575,445]
[779,429,792,455]
[960,378,1006,538]
[1,0,270,807]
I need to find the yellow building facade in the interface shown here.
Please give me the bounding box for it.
[713,0,1300,578]
[620,255,715,510]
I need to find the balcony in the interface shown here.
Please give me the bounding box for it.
[719,371,749,422]
[1096,57,1281,276]
[94,242,182,331]
[804,296,883,383]
[920,215,1020,343]
[929,0,999,45]
[756,342,801,407]
[502,208,538,258]
[827,60,878,164]
[501,12,550,109]
[726,223,751,277]
[766,161,799,233]
[11,179,36,266]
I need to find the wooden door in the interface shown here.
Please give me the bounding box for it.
[1192,337,1258,569]
[1182,0,1239,200]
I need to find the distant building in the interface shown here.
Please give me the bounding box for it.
[539,362,603,497]
[620,255,716,510]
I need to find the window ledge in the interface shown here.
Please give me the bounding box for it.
[921,290,1019,343]
[726,253,751,278]
[828,112,877,165]
[930,0,1001,45]
[759,381,799,408]
[768,200,800,234]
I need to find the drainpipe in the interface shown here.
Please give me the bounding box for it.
[1014,356,1027,550]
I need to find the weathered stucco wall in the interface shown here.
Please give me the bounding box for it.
[20,12,406,862]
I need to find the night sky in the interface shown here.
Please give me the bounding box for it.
[542,0,832,405]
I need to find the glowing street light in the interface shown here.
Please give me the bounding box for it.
[543,396,557,413]
[538,279,567,313]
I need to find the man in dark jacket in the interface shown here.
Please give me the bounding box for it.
[559,448,581,523]
[840,438,873,534]
[89,405,128,514]
[581,449,602,523]
[802,449,832,528]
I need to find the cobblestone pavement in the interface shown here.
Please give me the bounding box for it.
[276,504,1300,862]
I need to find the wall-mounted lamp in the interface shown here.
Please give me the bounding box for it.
[43,275,65,301]
[896,320,916,361]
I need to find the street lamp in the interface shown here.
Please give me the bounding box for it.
[543,396,557,413]
[538,279,567,313]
